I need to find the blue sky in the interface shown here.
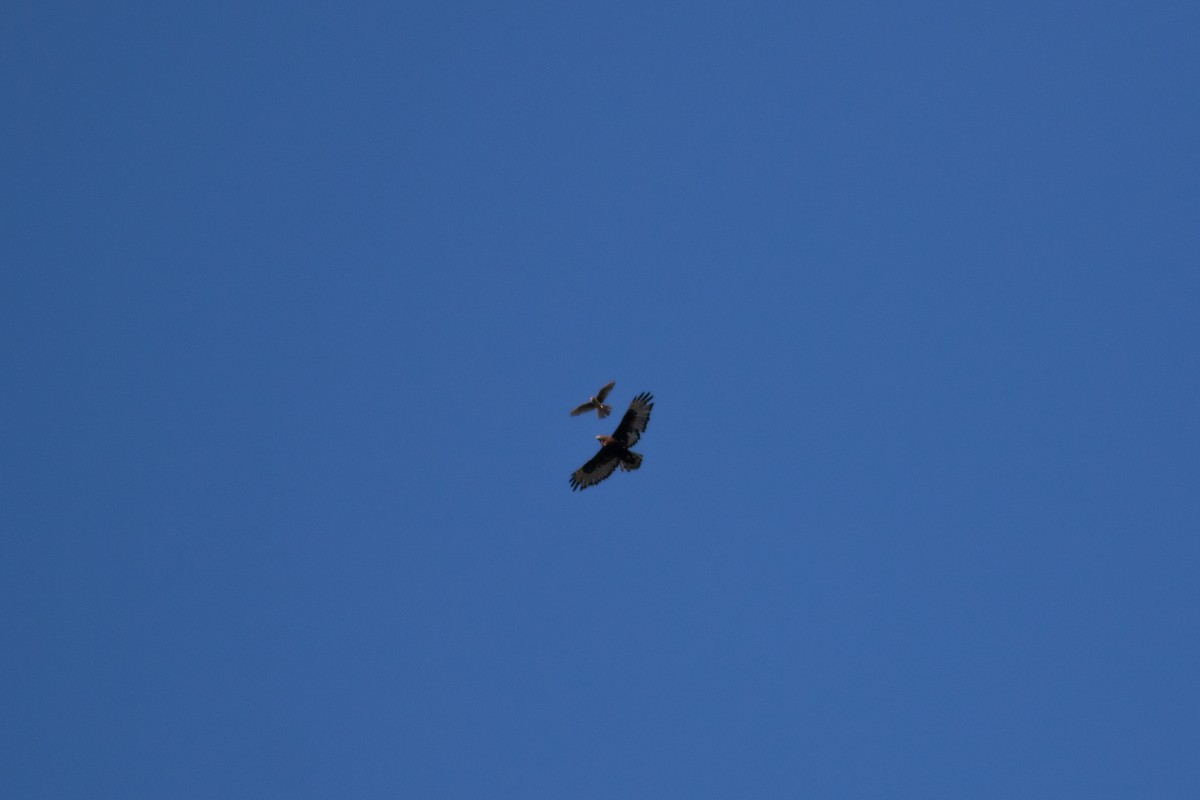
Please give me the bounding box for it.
[3,1,1199,797]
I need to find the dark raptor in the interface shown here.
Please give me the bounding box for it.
[569,392,654,491]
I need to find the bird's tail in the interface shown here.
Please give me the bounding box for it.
[597,404,612,418]
[619,450,642,471]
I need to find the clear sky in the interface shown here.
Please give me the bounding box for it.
[4,1,1199,797]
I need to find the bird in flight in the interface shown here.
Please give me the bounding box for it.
[569,380,617,419]
[569,392,654,491]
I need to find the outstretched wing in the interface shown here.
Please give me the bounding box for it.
[595,381,616,402]
[569,400,597,416]
[569,444,621,491]
[611,392,654,447]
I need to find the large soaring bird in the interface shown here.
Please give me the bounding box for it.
[569,392,654,491]
[569,381,617,419]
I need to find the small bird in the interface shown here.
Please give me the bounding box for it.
[570,392,654,491]
[569,381,617,419]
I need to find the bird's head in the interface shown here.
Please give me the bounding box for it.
[595,435,615,445]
